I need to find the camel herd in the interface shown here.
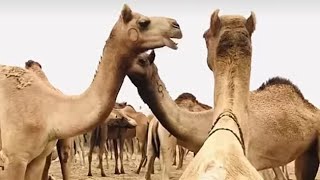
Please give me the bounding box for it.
[0,3,319,180]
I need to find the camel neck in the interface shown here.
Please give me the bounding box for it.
[52,38,128,139]
[131,65,212,151]
[212,54,251,132]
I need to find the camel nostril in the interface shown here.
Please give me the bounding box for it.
[171,21,180,29]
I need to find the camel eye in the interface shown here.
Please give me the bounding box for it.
[138,58,146,66]
[138,19,150,29]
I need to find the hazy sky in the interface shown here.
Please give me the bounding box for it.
[1,1,319,113]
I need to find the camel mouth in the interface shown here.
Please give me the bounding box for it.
[164,38,179,50]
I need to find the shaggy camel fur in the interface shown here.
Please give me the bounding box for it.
[0,4,182,180]
[145,93,211,180]
[180,10,263,179]
[114,103,150,174]
[24,60,73,180]
[126,15,320,180]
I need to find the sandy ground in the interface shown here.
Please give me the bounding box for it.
[48,148,320,180]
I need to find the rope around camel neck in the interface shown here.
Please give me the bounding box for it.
[208,110,246,155]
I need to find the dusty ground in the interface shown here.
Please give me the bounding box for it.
[49,148,320,180]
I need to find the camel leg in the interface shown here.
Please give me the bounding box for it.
[0,156,27,180]
[74,136,84,166]
[57,139,72,180]
[136,141,147,174]
[131,138,137,160]
[79,136,86,165]
[158,124,176,180]
[119,136,125,174]
[273,167,287,180]
[159,137,175,180]
[282,165,290,179]
[104,143,109,169]
[41,153,52,180]
[87,137,95,176]
[295,143,319,180]
[113,139,120,174]
[159,147,171,180]
[259,169,274,180]
[142,156,147,167]
[98,140,106,177]
[25,156,47,180]
[109,140,114,160]
[98,126,108,177]
[177,146,185,170]
[172,145,177,166]
[129,138,135,160]
[145,154,156,180]
[124,139,130,161]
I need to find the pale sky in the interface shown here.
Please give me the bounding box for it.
[1,1,320,113]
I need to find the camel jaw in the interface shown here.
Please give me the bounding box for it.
[164,38,179,50]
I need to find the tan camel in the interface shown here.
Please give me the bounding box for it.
[126,16,320,180]
[145,93,212,180]
[114,103,150,174]
[180,10,263,179]
[0,4,182,180]
[24,60,73,180]
[87,107,137,176]
[72,135,86,166]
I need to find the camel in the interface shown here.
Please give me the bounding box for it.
[87,107,137,176]
[0,4,182,180]
[72,135,86,166]
[24,60,73,180]
[180,9,263,179]
[125,13,320,180]
[172,145,186,169]
[113,103,150,174]
[145,92,212,180]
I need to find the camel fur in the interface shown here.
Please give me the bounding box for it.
[145,93,211,180]
[126,12,320,180]
[180,9,262,179]
[0,4,182,180]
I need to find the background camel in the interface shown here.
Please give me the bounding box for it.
[181,9,263,179]
[114,103,150,174]
[24,60,73,180]
[87,108,137,177]
[72,135,86,166]
[125,17,320,180]
[144,92,211,180]
[0,4,182,180]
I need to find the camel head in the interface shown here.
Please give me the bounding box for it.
[126,50,157,86]
[107,109,137,128]
[25,60,42,70]
[203,9,256,71]
[111,4,182,53]
[114,102,127,109]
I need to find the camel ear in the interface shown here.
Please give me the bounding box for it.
[246,11,256,36]
[121,4,133,23]
[25,60,34,68]
[210,9,221,36]
[148,50,155,64]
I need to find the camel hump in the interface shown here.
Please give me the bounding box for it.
[1,65,34,89]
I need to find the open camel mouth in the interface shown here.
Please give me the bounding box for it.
[164,37,180,50]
